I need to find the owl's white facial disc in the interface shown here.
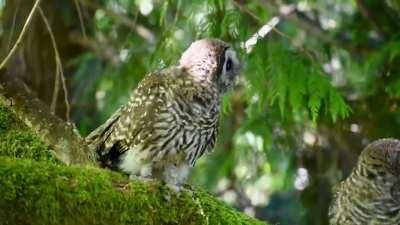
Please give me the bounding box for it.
[222,48,240,75]
[219,48,242,93]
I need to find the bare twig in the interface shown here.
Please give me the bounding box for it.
[355,0,386,38]
[50,60,61,114]
[0,0,41,70]
[232,0,314,59]
[38,8,60,114]
[243,16,280,53]
[60,68,71,121]
[231,0,262,23]
[282,9,342,46]
[38,7,71,121]
[6,3,20,51]
[69,31,121,66]
[261,0,354,52]
[74,0,88,39]
[81,0,155,43]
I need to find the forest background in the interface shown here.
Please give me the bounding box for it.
[1,0,400,224]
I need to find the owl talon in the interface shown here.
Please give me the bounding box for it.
[166,183,183,193]
[163,183,194,199]
[129,174,154,183]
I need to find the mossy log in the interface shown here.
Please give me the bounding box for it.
[0,73,94,164]
[0,105,267,225]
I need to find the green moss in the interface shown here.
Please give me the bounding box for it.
[0,157,266,225]
[0,104,267,225]
[0,130,56,162]
[0,104,55,162]
[0,104,24,132]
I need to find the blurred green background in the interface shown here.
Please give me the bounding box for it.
[1,0,400,224]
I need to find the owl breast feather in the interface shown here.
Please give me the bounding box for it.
[87,67,220,169]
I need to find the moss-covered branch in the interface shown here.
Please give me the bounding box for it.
[0,71,94,165]
[0,157,267,225]
[0,102,267,225]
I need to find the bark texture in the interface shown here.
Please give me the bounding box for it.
[0,71,94,164]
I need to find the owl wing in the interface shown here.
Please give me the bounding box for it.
[85,107,122,145]
[328,183,341,220]
[86,71,170,164]
[391,179,400,204]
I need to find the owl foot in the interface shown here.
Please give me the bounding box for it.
[129,174,154,184]
[164,183,194,198]
[161,183,182,202]
[166,183,183,192]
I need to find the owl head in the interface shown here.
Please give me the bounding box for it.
[178,38,242,94]
[360,138,400,176]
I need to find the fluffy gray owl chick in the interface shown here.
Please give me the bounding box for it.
[87,39,242,186]
[329,138,400,225]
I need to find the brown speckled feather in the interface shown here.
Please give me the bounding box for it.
[86,38,242,185]
[329,138,400,225]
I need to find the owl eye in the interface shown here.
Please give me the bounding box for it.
[226,58,232,71]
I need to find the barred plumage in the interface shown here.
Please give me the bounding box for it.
[86,39,242,186]
[329,138,400,225]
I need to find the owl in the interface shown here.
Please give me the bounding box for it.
[329,138,400,225]
[86,38,242,186]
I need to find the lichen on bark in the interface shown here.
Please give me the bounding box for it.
[0,104,268,225]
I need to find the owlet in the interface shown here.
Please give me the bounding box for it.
[329,138,400,225]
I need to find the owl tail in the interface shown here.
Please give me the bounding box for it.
[85,107,122,148]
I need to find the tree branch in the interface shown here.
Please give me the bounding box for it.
[231,0,315,60]
[74,0,88,39]
[0,156,267,225]
[0,0,41,70]
[38,7,71,121]
[355,0,386,38]
[0,70,95,165]
[260,0,355,52]
[69,31,121,66]
[80,0,155,43]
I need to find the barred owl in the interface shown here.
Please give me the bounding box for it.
[86,38,242,186]
[329,138,400,225]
